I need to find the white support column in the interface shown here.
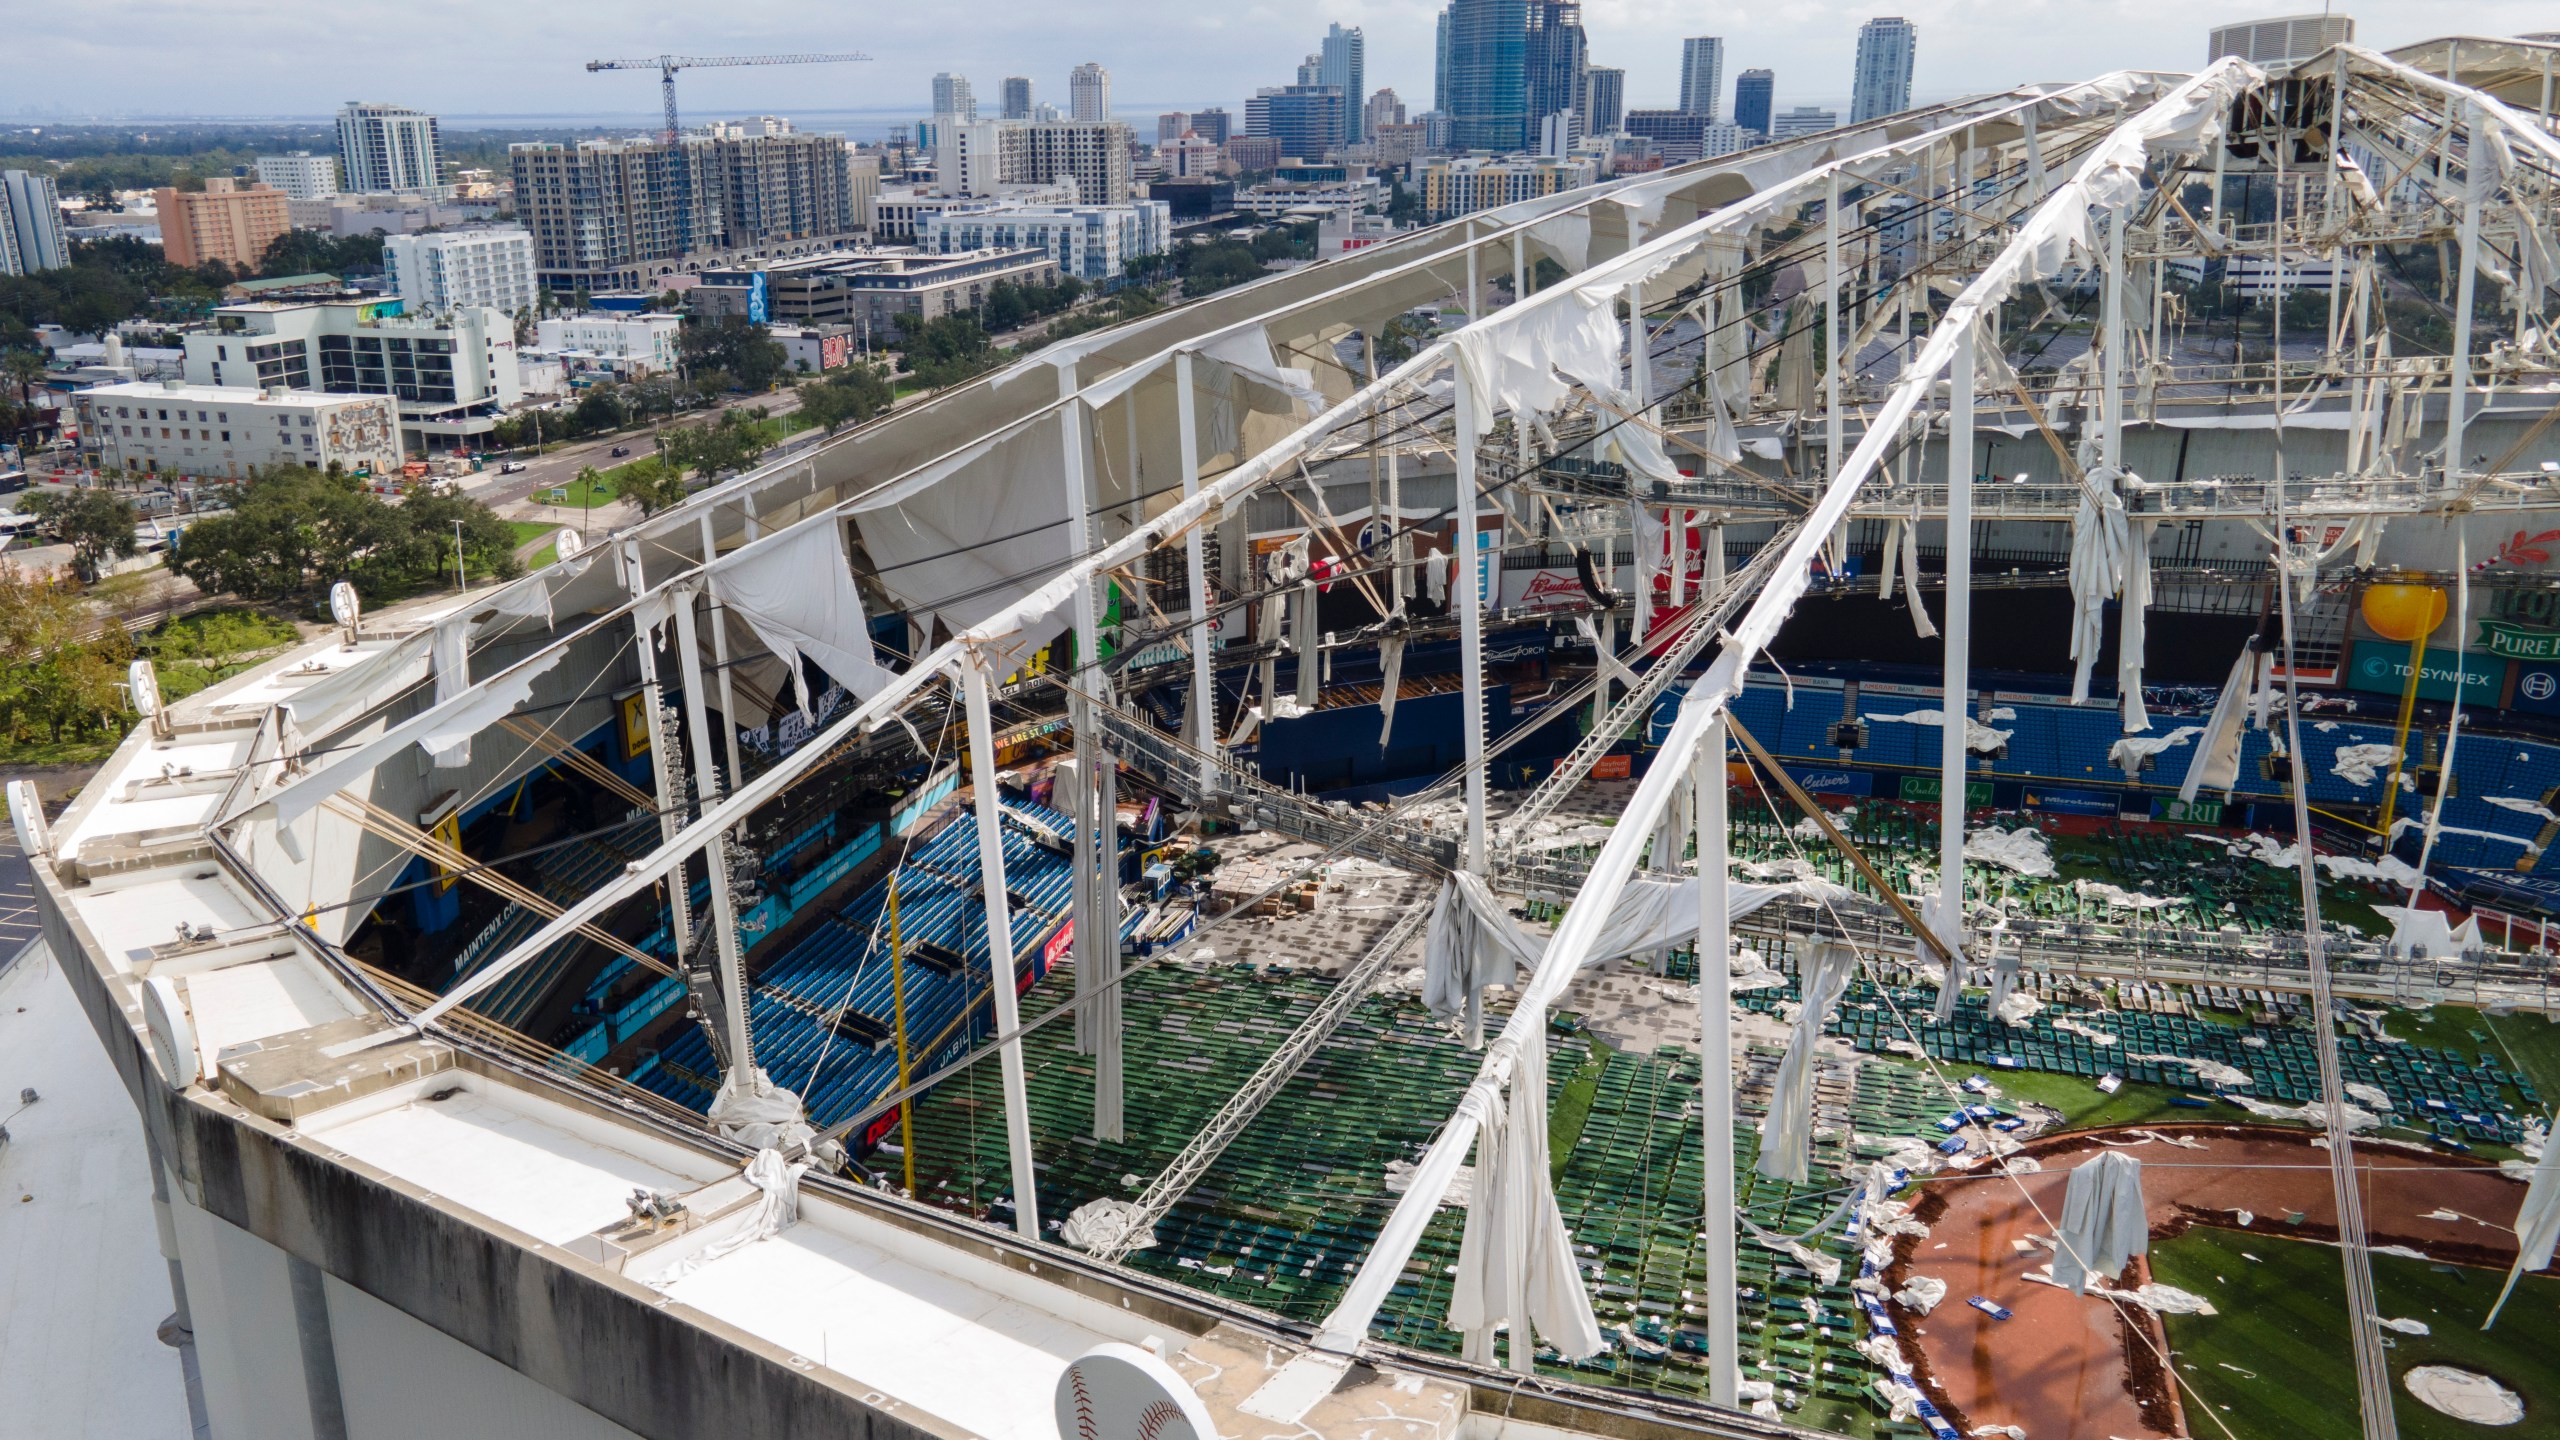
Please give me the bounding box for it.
[1176,352,1217,796]
[1825,170,1845,483]
[1062,751,1096,1054]
[1454,378,1492,879]
[2447,99,2485,491]
[672,587,754,1073]
[1059,373,1106,1056]
[1935,323,1976,994]
[1693,722,1739,1409]
[1093,753,1124,1142]
[960,655,1043,1241]
[699,513,744,788]
[1466,234,1481,320]
[1629,277,1654,640]
[2101,205,2127,468]
[624,540,691,957]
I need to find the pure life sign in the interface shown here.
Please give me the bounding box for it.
[2478,619,2560,661]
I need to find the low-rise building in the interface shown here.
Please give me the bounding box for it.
[1420,155,1598,220]
[1769,106,1839,140]
[182,297,522,452]
[918,202,1169,283]
[156,177,291,270]
[769,324,863,374]
[872,181,1078,243]
[383,227,539,317]
[72,380,401,480]
[531,312,683,380]
[1237,172,1385,218]
[696,248,1057,338]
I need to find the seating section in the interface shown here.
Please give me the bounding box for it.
[1653,676,2557,880]
[629,796,1083,1129]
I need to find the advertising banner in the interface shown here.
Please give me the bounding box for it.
[2023,786,2118,817]
[2346,640,2504,703]
[1899,775,1993,805]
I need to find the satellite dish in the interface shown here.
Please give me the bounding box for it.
[554,529,584,562]
[127,658,161,719]
[329,580,361,629]
[142,975,200,1088]
[6,779,49,858]
[1055,1344,1217,1440]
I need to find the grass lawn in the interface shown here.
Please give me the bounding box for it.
[1547,1036,1615,1176]
[1977,1067,2231,1131]
[2151,1227,2560,1439]
[0,735,119,769]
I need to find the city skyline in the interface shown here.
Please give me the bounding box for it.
[11,2,2536,123]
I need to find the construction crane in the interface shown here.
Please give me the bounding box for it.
[586,52,872,144]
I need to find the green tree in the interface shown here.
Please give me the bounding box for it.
[678,314,789,392]
[168,465,516,601]
[795,362,897,436]
[1177,240,1268,296]
[253,230,385,279]
[616,457,691,517]
[893,311,999,388]
[26,486,139,582]
[656,409,767,491]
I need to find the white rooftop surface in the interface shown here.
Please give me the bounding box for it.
[55,735,253,860]
[74,867,269,970]
[301,1083,720,1247]
[75,379,379,407]
[653,1215,1111,1440]
[0,943,194,1438]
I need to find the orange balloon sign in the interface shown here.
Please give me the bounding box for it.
[2360,583,2447,644]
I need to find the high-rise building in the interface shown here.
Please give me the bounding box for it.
[335,102,443,194]
[1363,89,1407,140]
[1319,24,1369,138]
[1525,4,1587,149]
[1435,11,1453,115]
[2208,13,2355,65]
[1246,86,1349,163]
[1027,122,1134,204]
[253,151,340,201]
[1624,111,1708,164]
[1733,69,1775,137]
[1680,38,1725,119]
[1421,153,1596,218]
[510,131,859,294]
[1069,63,1111,122]
[381,227,539,318]
[1189,109,1234,146]
[1,169,71,276]
[932,73,978,123]
[1441,0,1530,153]
[1157,112,1192,146]
[1581,67,1624,136]
[1001,76,1034,121]
[1850,17,1917,124]
[156,178,292,270]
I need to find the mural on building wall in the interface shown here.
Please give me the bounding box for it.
[325,401,398,469]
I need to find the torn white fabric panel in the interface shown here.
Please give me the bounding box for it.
[2067,488,2130,704]
[2051,1151,2147,1294]
[2109,724,2202,778]
[429,619,471,770]
[707,1065,847,1169]
[849,408,1077,652]
[2370,905,2483,961]
[2485,1136,2560,1328]
[1060,1198,1158,1254]
[2118,517,2154,730]
[1758,940,1858,1184]
[708,518,893,715]
[2330,742,2399,789]
[2179,646,2255,801]
[1864,708,2009,753]
[1377,632,1407,749]
[416,650,563,764]
[1448,1037,1607,1360]
[1899,507,1938,639]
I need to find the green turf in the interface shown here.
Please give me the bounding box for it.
[1546,1037,1614,1177]
[2150,1226,2560,1439]
[1971,1067,2229,1131]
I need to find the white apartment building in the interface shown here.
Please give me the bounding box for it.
[253,151,340,201]
[918,201,1170,283]
[1,169,70,275]
[383,227,538,317]
[73,381,401,480]
[336,101,445,194]
[1239,174,1388,218]
[532,312,683,379]
[1701,122,1755,158]
[183,297,522,451]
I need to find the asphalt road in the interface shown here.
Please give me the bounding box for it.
[458,387,809,509]
[0,827,38,963]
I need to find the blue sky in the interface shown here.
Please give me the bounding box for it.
[10,2,2546,126]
